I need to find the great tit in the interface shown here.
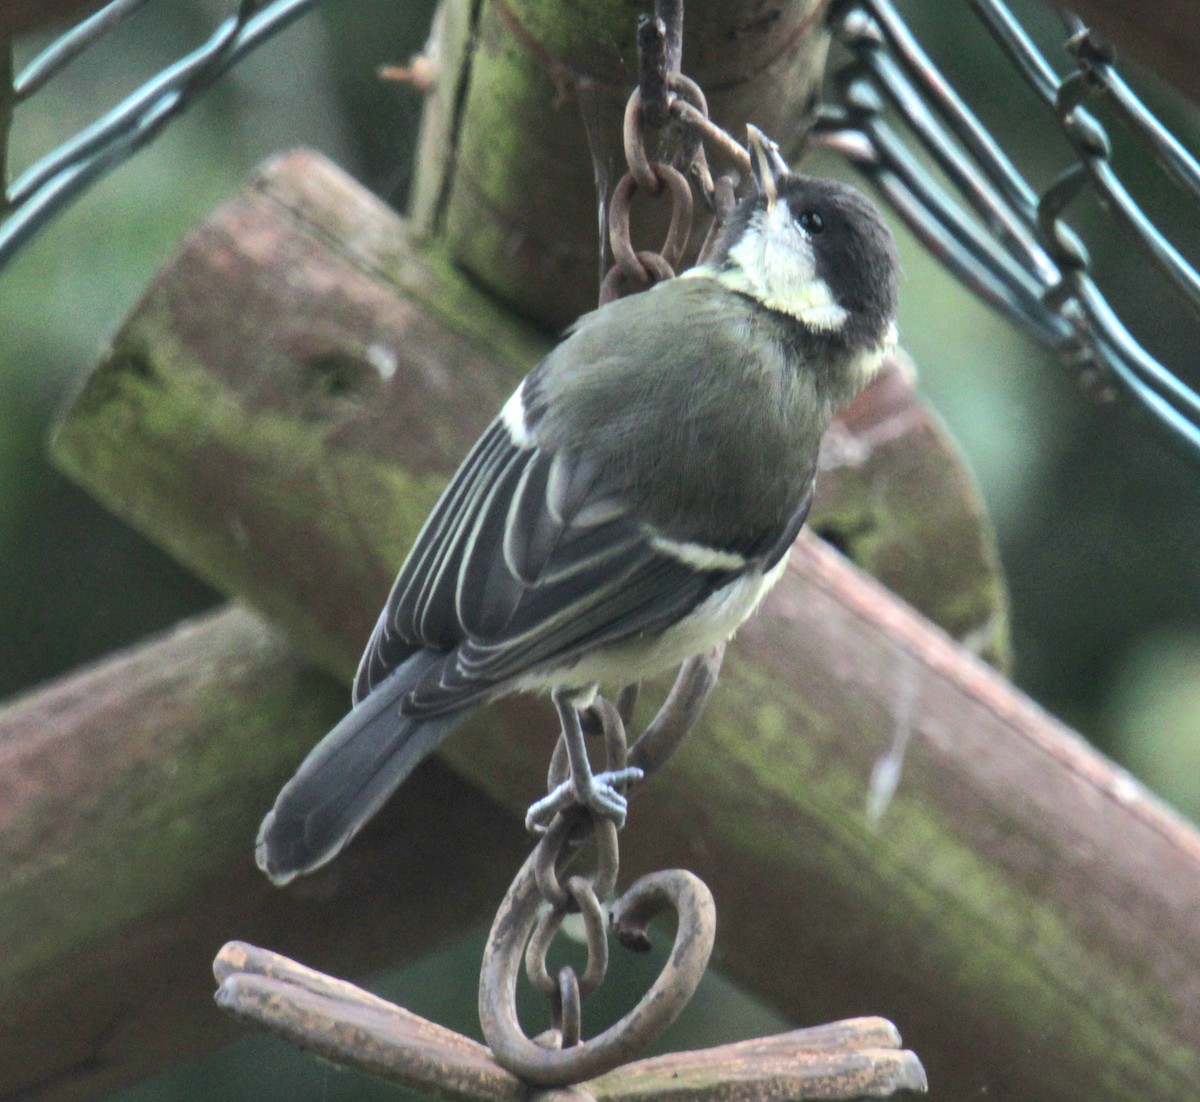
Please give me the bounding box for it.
[257,127,900,885]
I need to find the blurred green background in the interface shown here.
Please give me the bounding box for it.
[2,1,1198,1098]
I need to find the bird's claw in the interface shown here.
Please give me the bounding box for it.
[524,766,644,834]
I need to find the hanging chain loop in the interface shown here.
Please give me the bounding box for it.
[608,163,692,276]
[598,44,731,305]
[526,873,610,999]
[478,653,724,1088]
[601,94,695,304]
[622,89,661,195]
[476,5,747,1084]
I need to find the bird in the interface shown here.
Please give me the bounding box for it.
[256,126,900,885]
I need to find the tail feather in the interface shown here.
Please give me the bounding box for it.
[256,658,472,884]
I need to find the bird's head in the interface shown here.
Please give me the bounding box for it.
[706,126,900,369]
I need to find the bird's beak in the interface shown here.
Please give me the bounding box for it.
[746,124,790,210]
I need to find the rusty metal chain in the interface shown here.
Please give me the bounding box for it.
[599,9,751,305]
[478,651,723,1088]
[479,836,717,1090]
[600,85,693,304]
[476,15,749,1083]
[600,9,770,307]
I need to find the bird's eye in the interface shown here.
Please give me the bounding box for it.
[798,210,824,234]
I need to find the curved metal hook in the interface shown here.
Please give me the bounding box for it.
[480,862,716,1087]
[628,646,724,778]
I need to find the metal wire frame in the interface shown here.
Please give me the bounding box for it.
[0,0,317,268]
[816,0,1200,458]
[4,0,1200,459]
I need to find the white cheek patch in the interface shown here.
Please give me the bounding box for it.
[762,202,812,287]
[794,298,850,331]
[720,206,850,331]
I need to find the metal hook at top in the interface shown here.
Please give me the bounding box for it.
[637,0,684,128]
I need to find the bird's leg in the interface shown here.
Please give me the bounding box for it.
[524,689,644,834]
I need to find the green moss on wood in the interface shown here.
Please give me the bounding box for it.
[50,178,550,684]
[0,610,347,994]
[679,664,1199,1098]
[54,313,446,682]
[431,637,1200,1098]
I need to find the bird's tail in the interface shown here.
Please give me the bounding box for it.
[256,658,472,885]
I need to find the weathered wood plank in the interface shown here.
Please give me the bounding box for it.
[51,150,1008,671]
[212,942,927,1102]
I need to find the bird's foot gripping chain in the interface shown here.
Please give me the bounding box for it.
[524,650,727,835]
[524,766,644,833]
[525,689,643,834]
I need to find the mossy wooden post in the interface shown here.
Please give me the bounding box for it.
[410,0,832,327]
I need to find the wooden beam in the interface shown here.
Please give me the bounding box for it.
[0,605,528,1101]
[48,150,1008,673]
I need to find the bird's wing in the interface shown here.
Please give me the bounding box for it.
[352,405,800,715]
[352,416,513,702]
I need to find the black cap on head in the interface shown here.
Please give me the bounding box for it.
[778,175,900,349]
[710,167,899,354]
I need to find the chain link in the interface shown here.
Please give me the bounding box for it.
[532,810,619,909]
[479,832,715,1088]
[598,38,747,308]
[598,54,766,305]
[526,874,609,999]
[601,89,694,304]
